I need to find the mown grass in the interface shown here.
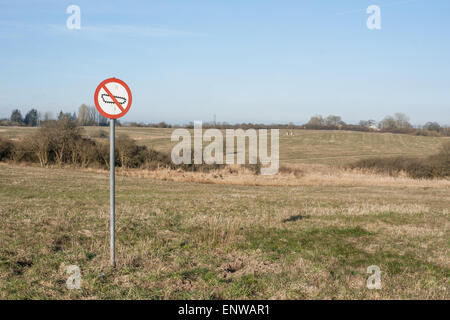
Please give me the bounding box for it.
[0,163,448,299]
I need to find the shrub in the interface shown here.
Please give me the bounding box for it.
[142,149,173,170]
[349,142,450,179]
[97,143,113,169]
[0,137,14,161]
[0,120,266,175]
[18,120,80,167]
[278,165,304,177]
[96,135,175,170]
[441,127,450,137]
[90,130,108,139]
[414,130,441,137]
[50,119,82,165]
[71,138,101,168]
[116,136,151,169]
[431,141,450,177]
[25,129,53,166]
[437,141,450,161]
[11,138,37,163]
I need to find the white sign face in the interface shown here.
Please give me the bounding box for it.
[94,78,132,119]
[97,82,129,116]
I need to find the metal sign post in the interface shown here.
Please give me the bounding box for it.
[110,118,116,267]
[94,78,132,268]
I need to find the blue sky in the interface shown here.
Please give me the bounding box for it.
[0,0,449,125]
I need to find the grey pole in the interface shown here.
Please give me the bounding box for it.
[110,119,116,268]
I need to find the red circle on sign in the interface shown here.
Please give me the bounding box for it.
[94,78,132,119]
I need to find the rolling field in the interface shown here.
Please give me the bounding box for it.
[0,127,449,299]
[1,126,448,165]
[92,127,448,165]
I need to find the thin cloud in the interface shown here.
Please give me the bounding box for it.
[0,21,206,39]
[48,24,206,38]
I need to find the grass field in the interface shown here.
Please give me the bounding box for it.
[88,127,448,165]
[0,127,449,299]
[1,126,448,165]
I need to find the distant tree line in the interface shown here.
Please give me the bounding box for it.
[303,113,447,133]
[121,113,449,136]
[0,105,109,127]
[8,109,40,126]
[1,107,448,137]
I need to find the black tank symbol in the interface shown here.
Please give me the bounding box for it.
[101,94,127,105]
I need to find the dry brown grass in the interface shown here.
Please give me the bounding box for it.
[0,162,448,299]
[1,125,449,300]
[115,163,450,188]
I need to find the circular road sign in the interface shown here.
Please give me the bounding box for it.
[94,78,132,119]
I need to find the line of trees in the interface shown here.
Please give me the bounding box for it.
[1,105,109,127]
[301,113,449,136]
[77,104,109,126]
[9,109,39,126]
[1,107,449,137]
[121,113,449,136]
[303,113,416,131]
